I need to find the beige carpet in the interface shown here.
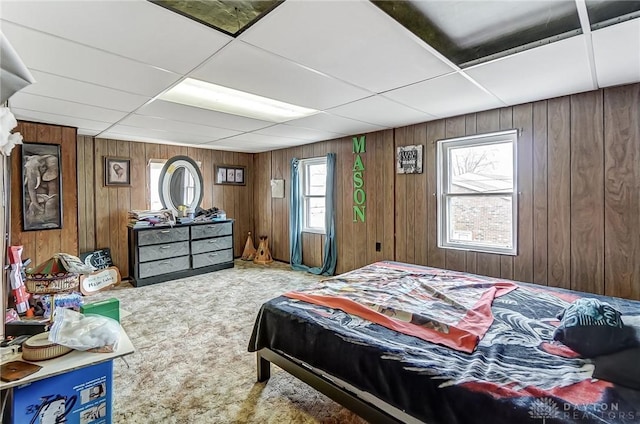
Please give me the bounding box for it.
[90,260,367,424]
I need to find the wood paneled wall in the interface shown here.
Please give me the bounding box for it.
[253,83,640,300]
[10,122,78,266]
[77,137,253,279]
[253,130,395,275]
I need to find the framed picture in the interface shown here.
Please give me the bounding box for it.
[104,157,131,186]
[396,144,424,174]
[215,165,246,185]
[21,143,63,231]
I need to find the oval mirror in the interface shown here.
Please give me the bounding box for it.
[158,156,203,216]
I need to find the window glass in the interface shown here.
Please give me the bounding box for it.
[438,130,517,255]
[300,157,327,234]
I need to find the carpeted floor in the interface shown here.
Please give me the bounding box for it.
[90,260,367,424]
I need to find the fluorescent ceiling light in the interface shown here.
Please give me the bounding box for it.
[158,78,318,122]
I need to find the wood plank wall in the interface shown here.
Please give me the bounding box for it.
[10,122,78,266]
[254,130,395,275]
[76,137,253,279]
[253,83,640,300]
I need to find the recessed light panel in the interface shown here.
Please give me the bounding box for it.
[157,78,318,123]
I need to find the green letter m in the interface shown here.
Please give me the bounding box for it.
[353,136,365,154]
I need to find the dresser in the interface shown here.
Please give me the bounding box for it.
[128,220,234,287]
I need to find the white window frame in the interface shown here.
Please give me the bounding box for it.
[300,156,327,235]
[437,129,518,255]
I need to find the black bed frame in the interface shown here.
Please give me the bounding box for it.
[256,348,407,424]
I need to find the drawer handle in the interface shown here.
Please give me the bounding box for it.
[208,240,218,244]
[161,245,171,249]
[159,261,170,265]
[209,253,218,257]
[207,225,216,228]
[160,230,170,233]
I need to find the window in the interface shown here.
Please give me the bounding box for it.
[300,157,327,234]
[437,130,517,255]
[149,159,166,210]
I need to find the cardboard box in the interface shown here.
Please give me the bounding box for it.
[80,298,120,323]
[12,360,113,424]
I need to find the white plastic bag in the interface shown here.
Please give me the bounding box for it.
[49,307,120,352]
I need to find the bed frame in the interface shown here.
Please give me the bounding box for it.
[256,348,407,424]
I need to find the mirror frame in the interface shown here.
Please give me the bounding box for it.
[158,156,204,215]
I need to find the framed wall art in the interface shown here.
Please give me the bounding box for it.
[215,165,246,186]
[21,143,63,231]
[104,157,131,186]
[396,144,423,174]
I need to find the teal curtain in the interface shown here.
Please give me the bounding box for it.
[289,153,337,275]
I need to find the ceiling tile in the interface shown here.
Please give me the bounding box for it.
[117,114,241,140]
[137,100,274,132]
[284,113,386,136]
[465,35,596,105]
[208,137,302,153]
[16,70,151,112]
[191,41,372,110]
[99,124,213,145]
[10,108,111,132]
[241,0,455,93]
[592,19,640,88]
[327,95,436,127]
[1,0,231,74]
[10,92,129,123]
[2,20,180,97]
[255,124,343,142]
[384,73,504,118]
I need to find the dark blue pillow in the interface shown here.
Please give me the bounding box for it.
[553,298,636,357]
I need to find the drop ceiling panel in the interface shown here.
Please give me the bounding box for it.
[384,73,504,118]
[191,41,371,110]
[17,71,151,112]
[592,19,640,88]
[1,21,180,97]
[256,124,343,142]
[241,0,456,93]
[10,108,111,133]
[117,114,241,140]
[221,132,307,146]
[97,131,208,149]
[465,35,595,105]
[327,95,436,128]
[101,124,213,145]
[284,113,386,136]
[136,100,274,132]
[10,92,129,123]
[205,140,268,153]
[1,0,232,74]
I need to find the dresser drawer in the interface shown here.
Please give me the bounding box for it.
[138,227,189,246]
[191,236,233,255]
[192,249,233,269]
[139,241,189,263]
[138,255,190,279]
[191,222,233,240]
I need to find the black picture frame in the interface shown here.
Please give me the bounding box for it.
[104,156,131,186]
[21,143,63,231]
[215,165,246,185]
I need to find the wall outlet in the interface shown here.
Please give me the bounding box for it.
[375,242,381,252]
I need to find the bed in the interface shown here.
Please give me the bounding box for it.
[248,261,640,424]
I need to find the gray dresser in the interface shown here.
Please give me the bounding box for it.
[128,220,234,287]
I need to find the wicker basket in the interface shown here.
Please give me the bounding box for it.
[25,274,79,294]
[25,255,80,294]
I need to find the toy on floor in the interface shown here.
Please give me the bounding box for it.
[241,232,257,261]
[253,236,273,265]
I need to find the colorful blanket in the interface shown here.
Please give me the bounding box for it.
[284,261,516,353]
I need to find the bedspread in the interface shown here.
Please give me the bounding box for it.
[285,261,516,353]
